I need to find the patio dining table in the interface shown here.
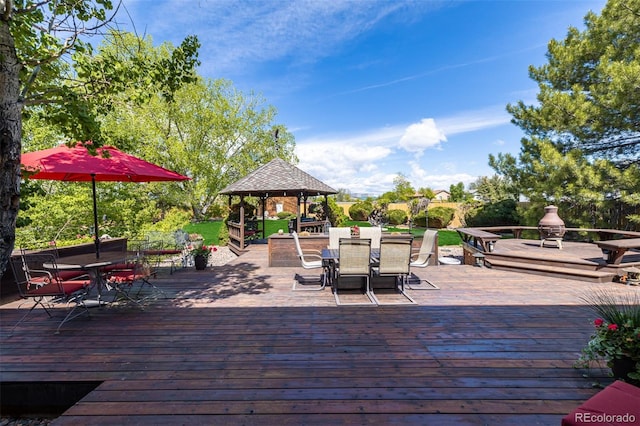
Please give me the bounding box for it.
[44,251,128,306]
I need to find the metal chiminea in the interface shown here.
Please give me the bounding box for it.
[538,205,566,240]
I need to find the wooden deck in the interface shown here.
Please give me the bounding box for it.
[482,237,640,283]
[1,243,639,425]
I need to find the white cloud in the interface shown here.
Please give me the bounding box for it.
[398,118,447,154]
[437,106,512,135]
[128,1,438,76]
[296,136,393,194]
[294,105,510,195]
[407,161,476,191]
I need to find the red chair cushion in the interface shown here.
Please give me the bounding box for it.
[160,249,181,255]
[102,263,137,272]
[144,249,181,255]
[562,380,640,425]
[108,271,147,283]
[57,270,88,280]
[27,280,88,296]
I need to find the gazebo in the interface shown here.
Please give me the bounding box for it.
[219,157,337,254]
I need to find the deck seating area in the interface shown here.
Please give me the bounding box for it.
[1,243,638,424]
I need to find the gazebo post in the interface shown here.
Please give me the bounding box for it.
[296,193,302,233]
[303,194,308,218]
[261,195,267,239]
[240,195,246,250]
[324,195,329,222]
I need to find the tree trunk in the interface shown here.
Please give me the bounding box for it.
[0,18,23,279]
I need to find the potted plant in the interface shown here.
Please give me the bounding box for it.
[189,233,204,249]
[576,289,640,385]
[191,245,216,270]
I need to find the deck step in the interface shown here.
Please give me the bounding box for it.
[487,251,601,271]
[486,258,616,283]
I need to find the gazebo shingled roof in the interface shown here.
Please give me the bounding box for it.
[219,158,337,253]
[219,157,337,197]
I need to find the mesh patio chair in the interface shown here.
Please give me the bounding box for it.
[19,241,89,281]
[370,237,416,304]
[328,227,351,250]
[175,230,194,267]
[105,240,166,302]
[292,232,327,291]
[10,253,91,334]
[407,229,440,290]
[104,255,154,307]
[334,237,375,305]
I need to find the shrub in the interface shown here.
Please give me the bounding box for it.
[465,199,521,227]
[277,211,296,220]
[327,197,348,226]
[218,221,230,245]
[412,211,427,227]
[208,203,228,219]
[387,209,408,225]
[349,200,374,221]
[427,206,455,228]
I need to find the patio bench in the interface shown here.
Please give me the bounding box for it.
[595,238,640,264]
[457,228,501,252]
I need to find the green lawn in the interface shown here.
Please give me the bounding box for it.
[183,221,224,245]
[184,220,462,246]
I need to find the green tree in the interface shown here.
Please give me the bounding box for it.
[16,31,203,255]
[493,0,640,229]
[416,187,435,200]
[449,182,466,202]
[392,174,415,201]
[1,2,201,277]
[506,0,640,166]
[101,75,295,220]
[1,0,115,278]
[492,139,640,229]
[469,175,516,203]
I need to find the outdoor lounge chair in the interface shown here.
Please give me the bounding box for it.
[410,229,437,267]
[407,229,440,290]
[292,231,326,291]
[370,237,415,304]
[334,237,375,305]
[10,253,91,334]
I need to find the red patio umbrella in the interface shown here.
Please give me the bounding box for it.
[21,143,190,258]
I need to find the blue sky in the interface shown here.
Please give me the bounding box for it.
[119,0,606,196]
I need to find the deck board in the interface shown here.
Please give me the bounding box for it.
[1,243,638,424]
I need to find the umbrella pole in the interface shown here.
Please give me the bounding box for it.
[92,175,100,259]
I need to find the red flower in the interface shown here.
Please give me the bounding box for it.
[594,318,604,327]
[608,324,618,331]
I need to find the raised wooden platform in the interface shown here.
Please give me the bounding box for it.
[2,245,637,424]
[477,239,640,283]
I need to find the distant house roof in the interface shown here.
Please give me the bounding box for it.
[219,157,337,197]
